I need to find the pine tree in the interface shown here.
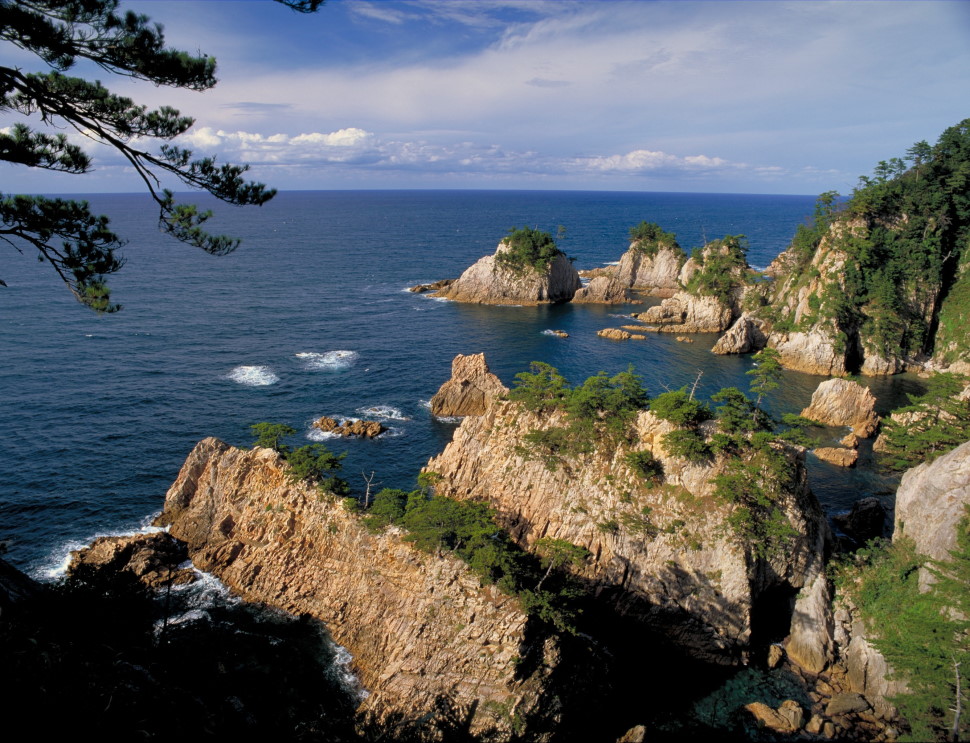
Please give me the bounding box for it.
[0,0,321,311]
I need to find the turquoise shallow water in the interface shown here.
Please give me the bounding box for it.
[0,189,919,574]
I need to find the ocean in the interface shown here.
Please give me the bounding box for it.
[0,189,919,576]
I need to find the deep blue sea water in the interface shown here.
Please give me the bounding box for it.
[0,190,920,576]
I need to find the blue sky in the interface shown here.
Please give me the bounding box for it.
[2,0,969,195]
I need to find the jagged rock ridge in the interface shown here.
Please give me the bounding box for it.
[154,437,555,736]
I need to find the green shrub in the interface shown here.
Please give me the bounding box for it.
[250,422,296,453]
[650,388,711,427]
[494,226,564,274]
[628,221,683,259]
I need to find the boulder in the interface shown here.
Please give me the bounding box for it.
[429,352,508,418]
[313,416,386,438]
[434,239,581,305]
[743,700,803,733]
[409,278,455,293]
[841,432,860,449]
[800,378,880,437]
[597,328,645,341]
[825,692,869,717]
[68,532,196,589]
[832,497,887,544]
[894,439,970,564]
[711,313,768,355]
[571,276,634,304]
[813,447,859,468]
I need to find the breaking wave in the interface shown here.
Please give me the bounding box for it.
[295,350,359,371]
[227,365,279,386]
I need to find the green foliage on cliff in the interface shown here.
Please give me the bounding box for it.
[836,515,970,742]
[494,226,565,274]
[684,234,750,305]
[876,373,970,471]
[249,422,349,493]
[773,118,970,365]
[250,422,296,453]
[357,486,586,633]
[286,444,348,494]
[628,221,683,259]
[510,364,649,467]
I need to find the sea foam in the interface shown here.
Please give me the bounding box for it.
[356,405,409,421]
[227,365,279,386]
[296,350,359,370]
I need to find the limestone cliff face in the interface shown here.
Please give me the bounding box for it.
[711,313,768,355]
[894,439,970,564]
[608,243,684,297]
[426,402,830,666]
[156,438,554,735]
[435,240,581,305]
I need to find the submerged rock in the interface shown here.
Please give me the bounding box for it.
[800,378,880,438]
[429,352,508,418]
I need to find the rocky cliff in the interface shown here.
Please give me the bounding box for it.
[894,439,970,566]
[605,242,684,297]
[434,239,580,305]
[429,353,508,417]
[154,438,557,735]
[425,394,831,667]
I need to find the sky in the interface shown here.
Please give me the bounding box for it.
[2,0,969,195]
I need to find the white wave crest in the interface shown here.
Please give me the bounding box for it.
[307,428,341,441]
[356,405,409,421]
[227,365,279,386]
[35,520,168,580]
[296,350,359,370]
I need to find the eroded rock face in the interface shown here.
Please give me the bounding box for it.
[800,379,881,437]
[894,439,970,563]
[429,353,508,418]
[768,329,847,377]
[155,438,553,735]
[434,240,581,305]
[711,313,768,355]
[609,244,684,297]
[633,292,734,334]
[571,276,633,304]
[426,401,830,666]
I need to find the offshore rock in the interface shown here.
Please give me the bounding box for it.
[155,438,554,736]
[633,292,734,334]
[409,278,455,294]
[429,353,508,418]
[571,276,634,304]
[434,239,580,305]
[68,532,196,589]
[711,313,768,355]
[813,447,859,468]
[313,417,386,438]
[800,379,880,438]
[426,399,831,665]
[894,439,970,564]
[608,243,684,297]
[597,328,644,341]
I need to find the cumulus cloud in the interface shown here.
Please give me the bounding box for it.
[579,149,730,173]
[170,125,757,182]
